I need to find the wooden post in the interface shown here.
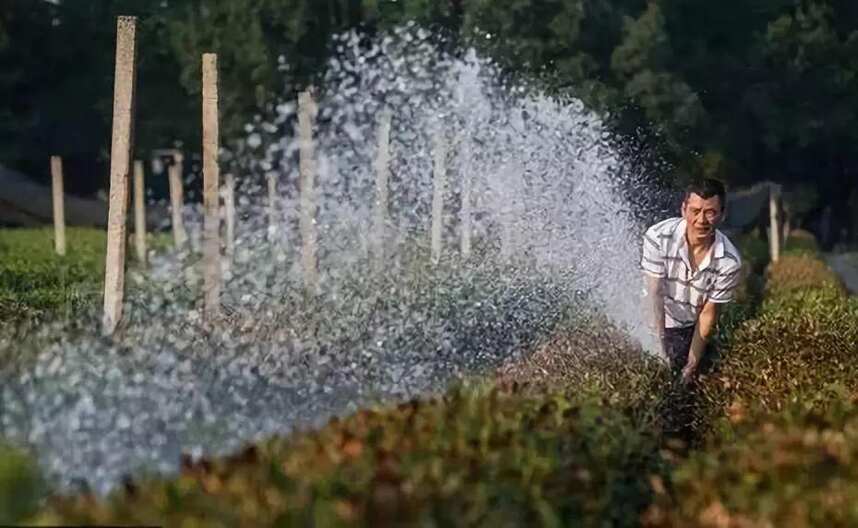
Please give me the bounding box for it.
[431,130,446,265]
[50,155,66,256]
[459,138,472,260]
[769,183,781,263]
[223,173,236,262]
[267,172,278,242]
[102,16,137,336]
[168,151,187,248]
[202,53,221,320]
[298,89,319,292]
[372,108,391,266]
[132,160,146,264]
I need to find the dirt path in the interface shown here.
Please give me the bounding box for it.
[825,252,858,295]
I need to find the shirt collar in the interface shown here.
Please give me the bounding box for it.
[675,218,724,272]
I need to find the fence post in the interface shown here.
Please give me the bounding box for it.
[50,155,66,256]
[769,183,781,263]
[133,160,147,264]
[223,173,236,264]
[431,130,446,265]
[373,108,392,267]
[267,172,278,242]
[298,89,319,292]
[459,138,472,260]
[102,16,137,336]
[168,151,187,249]
[202,53,221,320]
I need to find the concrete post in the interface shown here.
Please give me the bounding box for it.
[459,138,473,260]
[102,16,137,336]
[133,160,146,264]
[201,53,221,320]
[50,155,66,256]
[223,173,236,263]
[267,172,278,242]
[373,108,391,266]
[298,89,319,292]
[168,151,187,248]
[769,183,781,263]
[431,131,446,265]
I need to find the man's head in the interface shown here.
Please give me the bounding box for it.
[681,178,726,245]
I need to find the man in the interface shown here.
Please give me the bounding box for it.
[640,178,743,383]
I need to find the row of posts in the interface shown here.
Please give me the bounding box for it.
[54,16,788,336]
[85,15,464,335]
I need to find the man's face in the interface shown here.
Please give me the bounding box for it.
[681,193,723,244]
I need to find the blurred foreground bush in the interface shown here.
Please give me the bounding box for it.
[37,383,669,527]
[0,444,43,524]
[645,398,858,528]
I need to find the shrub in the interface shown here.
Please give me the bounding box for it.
[783,228,819,256]
[643,398,858,528]
[37,383,668,527]
[763,254,844,302]
[496,314,670,413]
[697,254,858,437]
[0,444,44,525]
[734,232,769,274]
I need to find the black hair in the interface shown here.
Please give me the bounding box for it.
[684,178,726,210]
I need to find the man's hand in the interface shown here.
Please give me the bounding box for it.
[681,354,699,384]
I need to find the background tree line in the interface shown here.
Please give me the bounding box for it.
[1,0,856,246]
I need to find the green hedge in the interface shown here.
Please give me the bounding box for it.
[645,399,858,527]
[36,383,669,527]
[647,248,858,526]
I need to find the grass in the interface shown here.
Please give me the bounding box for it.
[0,227,105,329]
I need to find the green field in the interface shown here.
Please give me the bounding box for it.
[2,227,857,526]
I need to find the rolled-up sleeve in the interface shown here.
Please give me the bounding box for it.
[709,265,742,303]
[640,226,666,278]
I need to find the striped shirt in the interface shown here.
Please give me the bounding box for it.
[640,217,743,329]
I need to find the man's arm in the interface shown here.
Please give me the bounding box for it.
[643,274,666,351]
[682,300,718,382]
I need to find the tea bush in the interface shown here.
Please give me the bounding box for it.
[36,383,669,527]
[782,228,819,256]
[644,398,858,528]
[697,253,857,435]
[762,253,844,303]
[649,245,858,526]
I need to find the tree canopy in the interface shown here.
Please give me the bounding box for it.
[1,0,856,243]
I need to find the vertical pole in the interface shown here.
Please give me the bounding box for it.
[102,16,137,336]
[298,89,319,292]
[202,53,221,320]
[431,130,446,265]
[168,151,187,248]
[769,183,781,263]
[373,108,391,266]
[267,172,278,242]
[132,160,147,264]
[50,155,66,256]
[223,173,236,263]
[459,138,472,260]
